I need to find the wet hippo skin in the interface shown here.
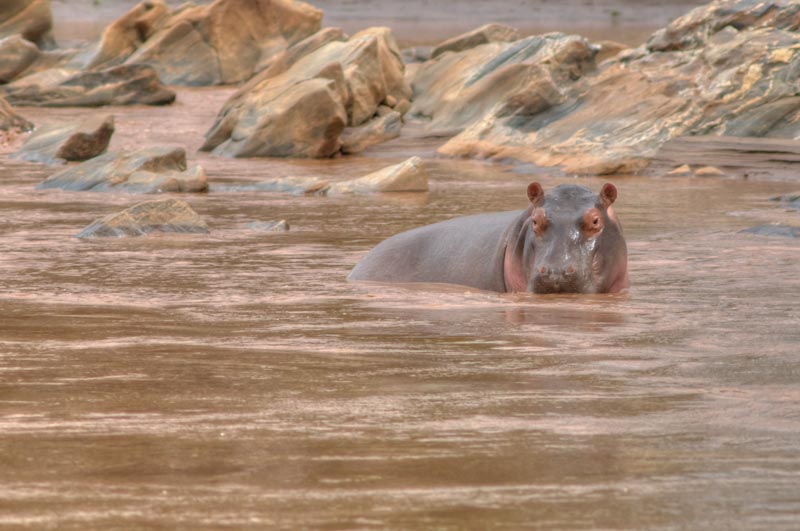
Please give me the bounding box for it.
[349,182,629,294]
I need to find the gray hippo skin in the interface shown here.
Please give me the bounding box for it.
[348,182,629,294]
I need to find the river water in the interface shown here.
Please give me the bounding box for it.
[1,83,800,529]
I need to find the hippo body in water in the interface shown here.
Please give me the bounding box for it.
[348,182,629,294]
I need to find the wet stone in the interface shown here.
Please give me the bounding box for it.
[740,224,800,238]
[76,198,209,238]
[14,114,114,164]
[247,220,290,232]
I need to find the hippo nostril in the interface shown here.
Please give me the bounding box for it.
[566,266,575,275]
[539,266,548,275]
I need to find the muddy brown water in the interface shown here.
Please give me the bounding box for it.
[1,84,800,529]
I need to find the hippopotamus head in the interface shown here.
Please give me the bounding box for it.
[506,182,629,294]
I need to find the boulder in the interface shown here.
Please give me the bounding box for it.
[340,109,402,154]
[431,23,519,58]
[438,0,800,174]
[14,114,114,164]
[37,147,208,193]
[202,26,411,158]
[87,0,323,86]
[328,156,428,194]
[0,0,53,49]
[76,198,209,238]
[409,33,594,134]
[0,35,40,83]
[0,93,31,132]
[1,64,175,106]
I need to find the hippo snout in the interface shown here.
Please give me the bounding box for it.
[532,266,583,294]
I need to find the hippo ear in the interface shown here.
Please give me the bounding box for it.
[527,182,545,206]
[600,183,617,207]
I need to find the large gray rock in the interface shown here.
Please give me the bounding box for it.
[0,93,31,132]
[431,23,519,59]
[87,0,323,86]
[327,156,428,194]
[1,64,175,107]
[439,0,800,174]
[77,198,209,238]
[0,0,53,49]
[15,114,114,164]
[201,26,410,158]
[37,147,208,193]
[410,32,595,134]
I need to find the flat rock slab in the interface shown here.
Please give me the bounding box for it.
[654,136,800,179]
[77,198,209,238]
[218,157,428,195]
[15,114,114,164]
[1,64,175,107]
[431,23,519,58]
[740,224,800,238]
[37,146,208,193]
[340,109,402,154]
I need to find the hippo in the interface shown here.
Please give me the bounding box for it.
[348,182,629,294]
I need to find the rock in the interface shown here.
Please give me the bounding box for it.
[14,114,114,164]
[646,0,798,52]
[438,1,800,174]
[202,26,410,158]
[1,64,175,107]
[402,46,433,63]
[328,156,428,194]
[431,23,520,58]
[88,0,322,86]
[76,198,209,238]
[0,93,31,132]
[340,110,402,154]
[666,164,692,176]
[740,224,800,238]
[410,33,593,134]
[593,40,628,63]
[37,147,208,193]
[0,0,53,49]
[247,220,290,232]
[0,35,40,83]
[694,165,726,177]
[230,156,428,195]
[770,192,800,210]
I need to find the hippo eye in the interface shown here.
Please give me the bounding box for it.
[592,217,599,227]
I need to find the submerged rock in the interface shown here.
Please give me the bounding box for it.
[770,192,800,210]
[2,64,175,107]
[201,26,410,158]
[0,0,53,49]
[740,224,800,238]
[226,157,428,195]
[437,0,800,174]
[15,114,114,164]
[77,198,209,238]
[37,147,208,193]
[87,0,322,86]
[247,220,290,232]
[430,23,519,58]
